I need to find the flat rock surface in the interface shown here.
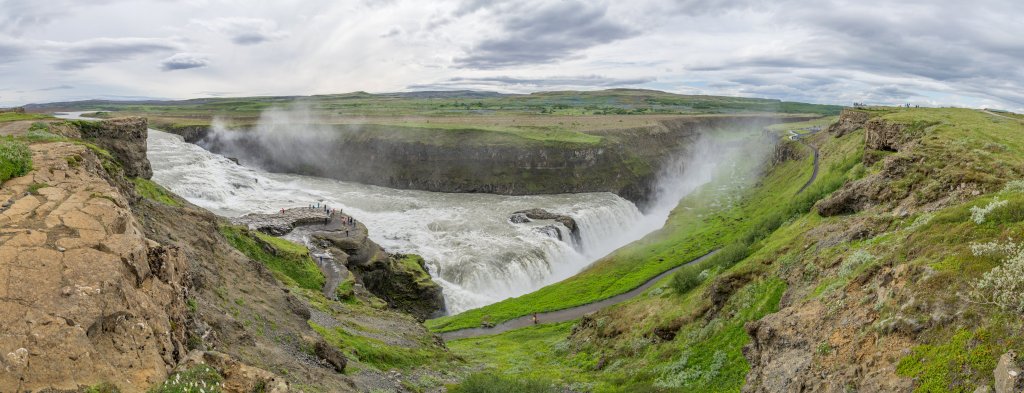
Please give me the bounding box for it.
[0,142,187,392]
[230,207,336,235]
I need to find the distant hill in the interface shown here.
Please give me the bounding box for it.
[24,89,842,116]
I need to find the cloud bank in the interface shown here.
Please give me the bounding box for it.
[0,0,1021,111]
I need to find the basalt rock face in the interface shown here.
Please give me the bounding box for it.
[79,117,153,179]
[178,115,812,207]
[816,112,951,217]
[827,108,871,138]
[0,126,364,391]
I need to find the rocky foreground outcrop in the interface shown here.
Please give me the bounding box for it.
[309,219,446,320]
[0,142,187,391]
[1,119,452,391]
[231,207,447,320]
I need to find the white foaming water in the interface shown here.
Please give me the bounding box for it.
[146,130,658,313]
[138,123,752,314]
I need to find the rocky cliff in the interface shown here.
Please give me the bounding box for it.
[0,119,457,392]
[0,141,187,392]
[164,115,813,207]
[76,117,153,179]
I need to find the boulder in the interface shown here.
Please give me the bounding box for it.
[313,220,446,319]
[509,212,531,223]
[864,118,907,152]
[231,207,333,236]
[314,341,348,373]
[356,254,446,320]
[995,351,1023,393]
[512,208,581,244]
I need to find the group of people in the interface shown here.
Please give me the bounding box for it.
[293,202,357,234]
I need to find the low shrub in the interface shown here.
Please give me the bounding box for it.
[84,382,120,393]
[970,198,1008,224]
[148,364,223,393]
[970,240,1024,313]
[670,264,705,294]
[0,138,32,182]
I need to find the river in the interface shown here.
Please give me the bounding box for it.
[59,112,740,314]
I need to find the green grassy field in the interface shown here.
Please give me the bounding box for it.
[0,112,52,123]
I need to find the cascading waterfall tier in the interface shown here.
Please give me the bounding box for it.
[147,130,654,313]
[141,114,765,314]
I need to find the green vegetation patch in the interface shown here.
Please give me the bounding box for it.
[218,224,325,291]
[448,372,562,393]
[447,322,595,388]
[0,138,33,182]
[310,321,448,370]
[0,111,50,123]
[84,382,121,393]
[896,325,1024,393]
[149,364,223,393]
[27,182,49,195]
[651,278,787,392]
[132,177,181,206]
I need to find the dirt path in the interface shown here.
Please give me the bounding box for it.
[789,129,822,195]
[439,250,718,341]
[0,120,34,136]
[981,109,1024,123]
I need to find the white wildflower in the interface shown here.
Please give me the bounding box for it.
[970,198,1008,224]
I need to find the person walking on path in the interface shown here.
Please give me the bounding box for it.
[532,313,538,325]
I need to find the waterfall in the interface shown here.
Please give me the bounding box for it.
[140,122,767,314]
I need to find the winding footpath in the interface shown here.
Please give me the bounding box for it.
[439,250,718,341]
[789,128,822,195]
[981,109,1024,124]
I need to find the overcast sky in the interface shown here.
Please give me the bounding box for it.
[1,0,1023,110]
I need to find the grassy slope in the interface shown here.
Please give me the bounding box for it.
[446,108,1024,392]
[428,118,848,332]
[132,177,181,207]
[218,225,326,290]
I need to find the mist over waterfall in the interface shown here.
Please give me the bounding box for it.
[147,107,775,313]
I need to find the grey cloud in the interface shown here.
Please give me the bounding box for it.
[677,0,1024,106]
[408,75,654,91]
[662,0,765,15]
[193,17,288,46]
[0,41,26,63]
[379,27,402,38]
[36,84,73,91]
[455,1,638,69]
[52,37,180,70]
[160,53,209,71]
